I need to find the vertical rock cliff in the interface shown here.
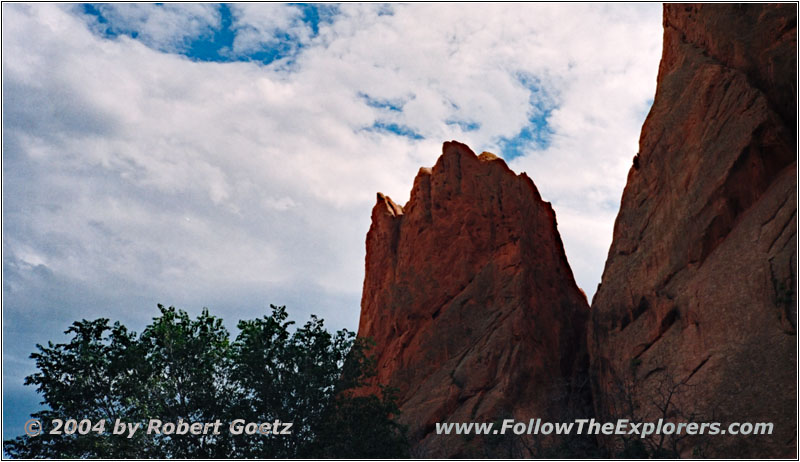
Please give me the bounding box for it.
[358,141,590,457]
[590,4,796,458]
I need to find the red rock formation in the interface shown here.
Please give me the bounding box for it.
[590,4,796,458]
[358,141,590,457]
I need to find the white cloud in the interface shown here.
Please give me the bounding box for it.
[229,3,311,55]
[79,3,222,52]
[2,4,662,407]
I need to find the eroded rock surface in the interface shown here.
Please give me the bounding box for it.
[358,141,590,457]
[590,4,796,457]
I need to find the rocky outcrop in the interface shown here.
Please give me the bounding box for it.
[590,4,796,458]
[358,141,590,457]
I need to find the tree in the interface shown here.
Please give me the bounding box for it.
[601,353,716,458]
[3,318,153,458]
[4,305,408,458]
[228,306,407,458]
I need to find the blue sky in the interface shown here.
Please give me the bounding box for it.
[2,3,662,440]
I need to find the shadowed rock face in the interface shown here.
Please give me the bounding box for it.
[358,141,590,457]
[590,4,796,458]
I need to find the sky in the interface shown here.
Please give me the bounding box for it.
[2,3,663,439]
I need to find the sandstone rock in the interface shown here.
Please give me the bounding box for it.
[358,141,591,457]
[590,4,796,458]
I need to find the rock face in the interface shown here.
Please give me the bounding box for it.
[590,4,796,458]
[358,141,590,457]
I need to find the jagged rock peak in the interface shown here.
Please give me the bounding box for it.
[359,140,590,457]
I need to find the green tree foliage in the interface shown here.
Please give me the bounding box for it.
[4,305,408,458]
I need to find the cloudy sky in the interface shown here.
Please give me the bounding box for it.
[2,3,663,438]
